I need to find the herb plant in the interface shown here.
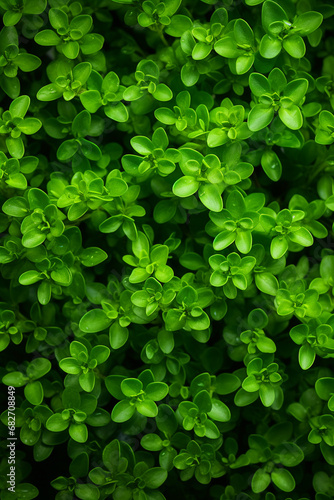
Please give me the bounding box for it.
[0,0,334,499]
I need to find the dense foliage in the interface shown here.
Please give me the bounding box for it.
[0,0,334,498]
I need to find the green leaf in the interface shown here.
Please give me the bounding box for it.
[6,137,24,159]
[6,172,27,190]
[131,136,154,155]
[102,440,121,471]
[227,190,246,216]
[243,376,260,392]
[46,413,69,432]
[28,188,50,210]
[213,228,236,251]
[271,236,288,259]
[2,196,28,217]
[271,468,295,492]
[262,1,288,33]
[215,373,241,394]
[24,0,47,14]
[207,128,228,148]
[79,309,112,333]
[204,418,220,439]
[123,85,143,101]
[207,398,231,422]
[214,37,239,58]
[91,345,110,365]
[2,371,29,387]
[154,107,176,125]
[156,404,178,435]
[136,399,158,417]
[192,42,212,60]
[141,434,163,451]
[275,442,304,466]
[165,15,192,36]
[0,75,20,99]
[284,79,308,103]
[279,104,303,129]
[163,0,181,16]
[3,11,22,26]
[260,34,282,58]
[152,127,169,150]
[105,102,129,122]
[141,468,168,489]
[49,8,69,30]
[198,183,223,212]
[22,231,45,249]
[248,105,274,131]
[70,15,92,36]
[293,11,323,35]
[10,95,30,117]
[153,83,173,101]
[255,273,278,295]
[35,30,61,46]
[16,53,41,72]
[111,400,135,422]
[234,388,259,406]
[37,83,63,101]
[173,176,199,197]
[80,90,101,113]
[68,202,88,221]
[193,390,212,413]
[79,371,95,392]
[81,32,104,54]
[252,468,271,493]
[75,484,100,500]
[235,54,255,74]
[73,62,92,84]
[181,62,199,87]
[247,308,267,328]
[59,358,81,374]
[289,227,313,246]
[261,149,282,181]
[235,230,252,254]
[72,110,91,138]
[62,41,80,59]
[257,336,276,353]
[24,381,43,405]
[145,382,169,401]
[157,330,174,354]
[105,375,125,400]
[70,340,88,359]
[321,255,334,277]
[315,377,334,401]
[234,19,254,45]
[57,140,79,161]
[259,384,276,406]
[69,423,88,443]
[109,322,129,350]
[249,73,271,96]
[283,35,306,58]
[51,266,72,286]
[129,268,151,283]
[80,139,102,161]
[121,378,143,397]
[19,270,43,285]
[80,247,108,267]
